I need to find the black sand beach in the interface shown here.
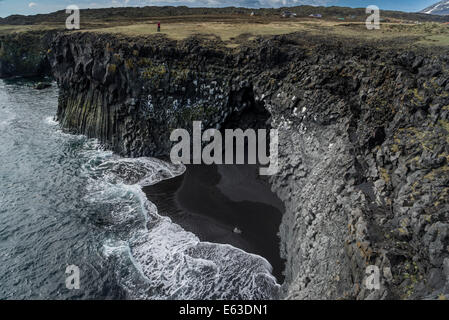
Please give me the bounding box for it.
[143,164,285,282]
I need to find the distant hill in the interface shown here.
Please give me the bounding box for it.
[421,1,449,15]
[1,5,449,25]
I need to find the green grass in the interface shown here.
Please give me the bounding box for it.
[2,16,449,49]
[419,34,449,46]
[0,24,60,35]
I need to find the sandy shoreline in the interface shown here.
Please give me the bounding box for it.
[143,163,285,282]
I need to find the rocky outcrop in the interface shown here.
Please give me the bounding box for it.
[3,30,449,299]
[0,32,52,78]
[263,48,449,299]
[47,33,256,157]
[48,33,449,300]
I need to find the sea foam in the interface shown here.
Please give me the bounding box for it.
[81,144,280,299]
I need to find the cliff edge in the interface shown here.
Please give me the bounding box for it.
[1,29,449,299]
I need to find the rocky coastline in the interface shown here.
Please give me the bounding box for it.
[1,29,449,299]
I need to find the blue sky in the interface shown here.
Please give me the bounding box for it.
[0,0,441,18]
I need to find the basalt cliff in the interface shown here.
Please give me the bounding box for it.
[1,30,449,300]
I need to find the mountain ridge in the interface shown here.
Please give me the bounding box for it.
[421,1,449,15]
[2,5,449,25]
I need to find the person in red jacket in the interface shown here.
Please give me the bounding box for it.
[157,22,160,32]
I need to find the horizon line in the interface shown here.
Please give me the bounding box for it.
[0,4,432,20]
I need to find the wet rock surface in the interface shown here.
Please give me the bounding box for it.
[0,32,53,78]
[33,82,52,90]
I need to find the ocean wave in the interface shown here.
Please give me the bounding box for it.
[0,110,15,130]
[44,116,59,126]
[80,142,280,299]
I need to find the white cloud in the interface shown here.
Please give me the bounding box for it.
[28,2,37,8]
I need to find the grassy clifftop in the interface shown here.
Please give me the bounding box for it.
[1,5,449,49]
[2,5,449,79]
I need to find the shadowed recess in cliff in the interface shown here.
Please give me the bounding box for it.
[143,84,285,282]
[143,163,286,283]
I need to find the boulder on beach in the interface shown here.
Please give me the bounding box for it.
[34,82,51,90]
